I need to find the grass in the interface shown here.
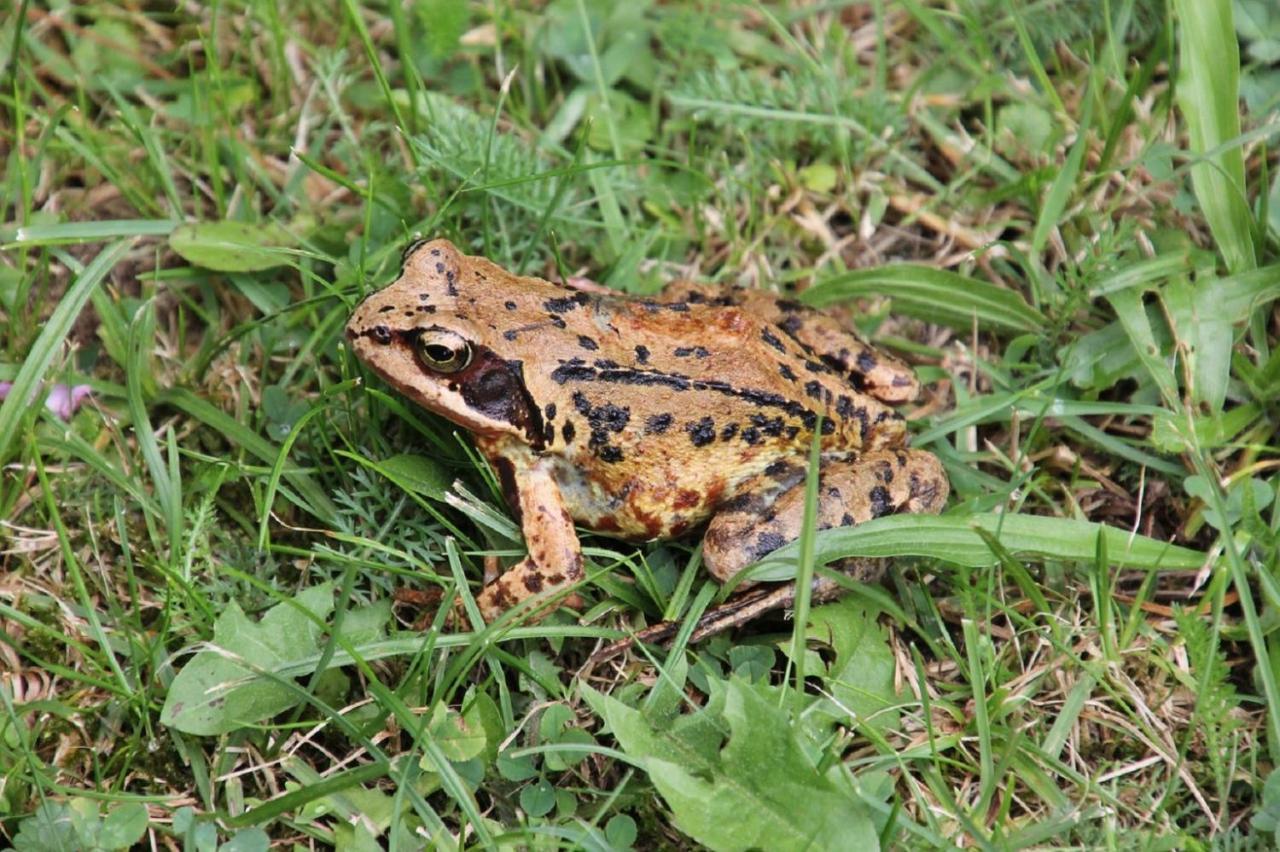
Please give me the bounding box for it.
[2,0,1280,848]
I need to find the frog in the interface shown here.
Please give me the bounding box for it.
[345,238,949,625]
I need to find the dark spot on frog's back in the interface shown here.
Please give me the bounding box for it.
[686,416,716,447]
[868,485,893,518]
[634,344,650,364]
[857,350,878,373]
[645,413,673,434]
[544,293,589,313]
[562,421,576,443]
[761,328,787,353]
[764,459,797,480]
[779,314,803,335]
[578,335,599,351]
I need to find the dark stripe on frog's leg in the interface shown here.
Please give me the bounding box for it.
[701,449,948,586]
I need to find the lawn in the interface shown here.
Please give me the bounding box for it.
[3,0,1280,848]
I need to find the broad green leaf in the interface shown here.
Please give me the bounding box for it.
[605,814,638,848]
[428,703,488,762]
[1174,0,1256,273]
[803,265,1045,334]
[1105,287,1180,405]
[644,680,876,851]
[160,584,334,735]
[219,828,271,852]
[375,452,451,499]
[98,803,150,849]
[1151,403,1260,454]
[807,598,899,735]
[169,220,294,272]
[1161,277,1232,414]
[1061,305,1172,391]
[1071,263,1280,393]
[582,682,728,773]
[298,772,397,836]
[747,513,1205,582]
[519,779,556,818]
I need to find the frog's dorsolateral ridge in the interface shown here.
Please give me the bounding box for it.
[346,239,948,622]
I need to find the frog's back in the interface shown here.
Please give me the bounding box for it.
[497,292,904,541]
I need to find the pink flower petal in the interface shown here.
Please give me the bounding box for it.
[43,384,94,420]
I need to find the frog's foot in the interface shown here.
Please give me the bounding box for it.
[702,448,949,587]
[474,555,584,623]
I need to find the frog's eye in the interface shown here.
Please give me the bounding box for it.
[414,328,472,373]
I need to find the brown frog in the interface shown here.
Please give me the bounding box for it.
[346,239,948,624]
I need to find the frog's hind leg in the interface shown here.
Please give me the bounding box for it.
[590,449,947,662]
[702,449,948,589]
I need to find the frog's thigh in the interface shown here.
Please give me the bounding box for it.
[476,461,583,621]
[702,449,948,584]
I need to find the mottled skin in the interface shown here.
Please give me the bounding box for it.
[346,239,948,621]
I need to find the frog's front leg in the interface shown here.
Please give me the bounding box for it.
[475,455,583,622]
[702,449,948,588]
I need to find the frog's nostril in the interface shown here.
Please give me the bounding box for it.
[372,325,392,345]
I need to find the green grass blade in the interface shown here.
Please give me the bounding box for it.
[803,265,1046,335]
[159,387,338,523]
[0,239,130,466]
[748,513,1206,579]
[1173,0,1256,273]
